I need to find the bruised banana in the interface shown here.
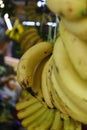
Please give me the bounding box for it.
[41,55,54,108]
[59,21,87,79]
[32,55,50,100]
[53,37,87,123]
[46,0,87,20]
[17,41,53,90]
[62,17,87,41]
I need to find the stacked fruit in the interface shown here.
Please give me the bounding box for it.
[16,0,87,129]
[46,0,87,124]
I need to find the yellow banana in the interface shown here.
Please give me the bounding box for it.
[27,109,49,130]
[21,106,47,127]
[41,55,54,108]
[50,110,63,130]
[62,17,87,41]
[46,0,87,20]
[35,109,55,130]
[17,41,53,90]
[23,35,42,53]
[19,27,37,43]
[59,21,87,79]
[53,37,87,123]
[32,55,50,100]
[21,31,39,52]
[17,100,44,119]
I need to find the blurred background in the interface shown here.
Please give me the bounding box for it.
[0,0,58,129]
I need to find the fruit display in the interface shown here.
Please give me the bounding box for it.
[15,0,87,130]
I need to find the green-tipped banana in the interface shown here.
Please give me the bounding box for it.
[27,109,50,130]
[16,95,37,111]
[35,109,55,130]
[17,100,44,119]
[17,41,53,89]
[50,110,63,130]
[21,106,47,127]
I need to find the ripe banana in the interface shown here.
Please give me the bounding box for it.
[59,21,87,79]
[46,0,87,20]
[62,17,87,41]
[50,110,63,130]
[53,37,87,123]
[17,41,53,90]
[21,106,47,127]
[51,68,87,123]
[41,55,54,108]
[16,95,37,111]
[63,116,77,130]
[17,100,44,119]
[35,109,55,130]
[32,55,50,100]
[20,31,39,52]
[27,109,49,130]
[23,35,43,53]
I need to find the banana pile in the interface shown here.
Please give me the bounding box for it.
[19,26,43,54]
[16,0,87,129]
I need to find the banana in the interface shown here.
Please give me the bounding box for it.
[23,35,43,53]
[21,106,47,127]
[17,100,44,119]
[50,110,63,130]
[19,27,37,43]
[62,17,87,41]
[46,56,68,114]
[53,37,87,123]
[63,116,76,130]
[32,55,50,100]
[53,36,87,111]
[46,0,87,20]
[17,41,53,90]
[21,31,39,52]
[16,95,37,111]
[27,109,49,130]
[41,55,54,108]
[52,68,87,123]
[35,109,55,130]
[59,20,87,79]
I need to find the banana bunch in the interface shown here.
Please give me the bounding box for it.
[5,19,24,42]
[16,90,81,130]
[46,0,87,126]
[19,27,43,54]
